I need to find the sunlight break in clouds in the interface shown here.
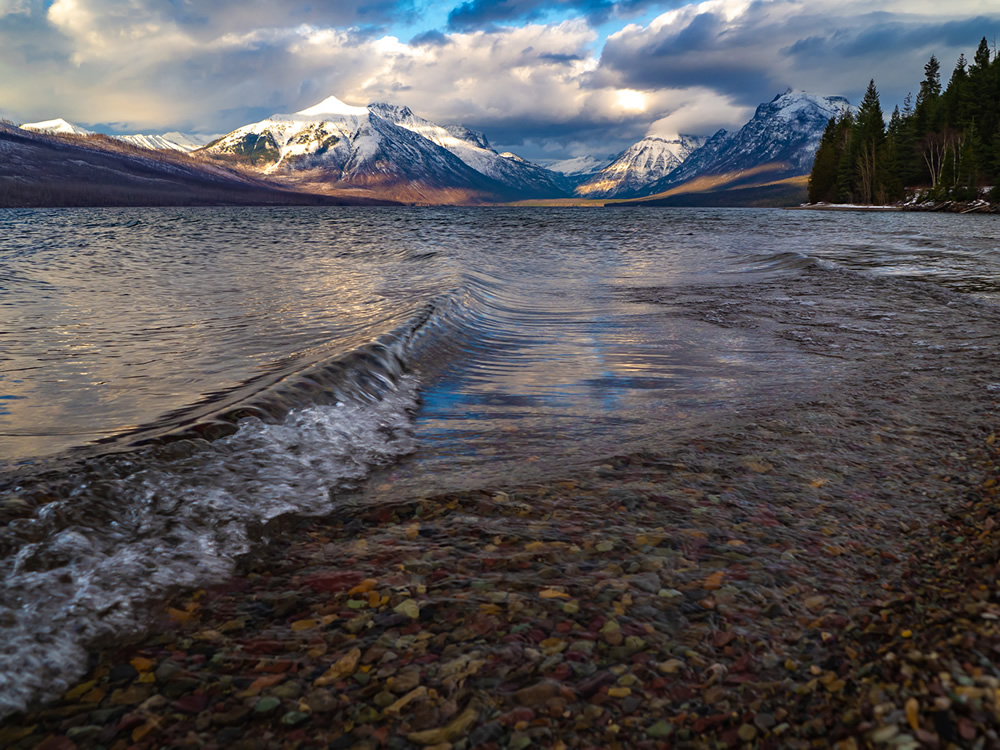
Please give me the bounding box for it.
[1,0,997,160]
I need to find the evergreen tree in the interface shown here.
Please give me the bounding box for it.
[809,118,840,203]
[942,54,970,127]
[917,55,942,105]
[914,55,943,138]
[853,80,886,203]
[882,106,905,201]
[807,40,1000,204]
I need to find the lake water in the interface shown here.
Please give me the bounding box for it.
[1,206,999,717]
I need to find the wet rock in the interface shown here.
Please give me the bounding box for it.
[280,710,310,726]
[630,572,662,594]
[754,712,776,731]
[108,685,150,706]
[305,689,337,713]
[212,705,251,726]
[107,664,138,683]
[513,680,559,706]
[154,660,183,683]
[468,721,504,746]
[407,706,479,745]
[647,720,674,738]
[253,696,281,715]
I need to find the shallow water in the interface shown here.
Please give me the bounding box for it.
[1,206,999,716]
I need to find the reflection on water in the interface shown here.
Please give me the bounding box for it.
[2,207,999,474]
[2,206,1000,719]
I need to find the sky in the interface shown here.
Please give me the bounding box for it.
[1,0,997,164]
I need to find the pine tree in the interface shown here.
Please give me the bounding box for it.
[809,118,840,203]
[917,55,942,105]
[853,80,886,203]
[807,39,1000,204]
[882,106,905,201]
[942,54,970,127]
[914,55,943,138]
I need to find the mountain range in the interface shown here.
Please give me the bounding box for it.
[8,90,850,207]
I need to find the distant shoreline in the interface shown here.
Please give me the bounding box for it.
[793,200,999,214]
[788,203,901,211]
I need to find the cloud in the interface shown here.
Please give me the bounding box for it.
[2,0,998,162]
[445,0,682,30]
[643,87,751,138]
[0,0,30,18]
[598,0,1000,112]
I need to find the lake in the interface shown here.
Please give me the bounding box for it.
[1,206,999,716]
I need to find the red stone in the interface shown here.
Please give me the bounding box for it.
[242,640,289,655]
[303,571,366,593]
[175,694,210,714]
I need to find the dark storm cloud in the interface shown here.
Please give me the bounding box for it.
[110,0,420,38]
[783,16,999,64]
[446,0,683,31]
[538,51,583,63]
[597,4,782,106]
[598,2,1000,110]
[464,110,650,158]
[410,29,451,46]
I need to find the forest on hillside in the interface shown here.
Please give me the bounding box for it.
[809,38,1000,205]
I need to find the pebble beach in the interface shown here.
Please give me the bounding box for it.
[4,265,1000,749]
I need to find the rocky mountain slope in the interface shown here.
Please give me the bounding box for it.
[204,96,569,202]
[574,135,706,198]
[644,91,850,195]
[12,89,848,206]
[21,119,213,152]
[0,123,386,207]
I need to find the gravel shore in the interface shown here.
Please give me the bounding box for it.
[2,267,999,749]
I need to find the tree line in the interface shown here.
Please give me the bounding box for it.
[809,38,1000,205]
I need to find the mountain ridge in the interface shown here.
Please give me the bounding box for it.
[14,89,850,206]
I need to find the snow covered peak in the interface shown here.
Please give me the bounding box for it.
[21,118,94,136]
[573,134,706,198]
[542,155,612,177]
[296,95,369,117]
[644,90,852,196]
[760,91,850,123]
[367,103,415,121]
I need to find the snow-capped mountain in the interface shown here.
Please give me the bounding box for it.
[541,155,614,179]
[366,103,571,197]
[574,135,706,199]
[646,91,850,194]
[203,96,513,200]
[204,96,569,201]
[20,118,214,152]
[21,118,94,136]
[1,120,377,208]
[115,132,216,152]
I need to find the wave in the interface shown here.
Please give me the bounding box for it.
[0,293,462,718]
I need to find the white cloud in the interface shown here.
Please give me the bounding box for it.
[2,0,998,159]
[644,88,751,138]
[0,0,30,18]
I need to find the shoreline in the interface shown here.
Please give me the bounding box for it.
[2,427,997,749]
[792,200,1000,214]
[3,268,1000,748]
[787,204,902,212]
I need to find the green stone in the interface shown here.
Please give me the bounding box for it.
[373,691,396,708]
[271,682,302,699]
[647,720,674,738]
[280,711,310,727]
[254,697,281,715]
